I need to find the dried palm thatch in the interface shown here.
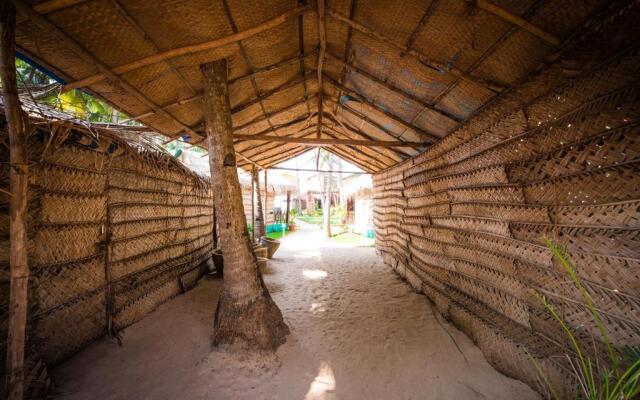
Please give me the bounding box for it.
[374,2,640,397]
[11,0,612,173]
[0,97,214,384]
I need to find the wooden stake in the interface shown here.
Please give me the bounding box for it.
[1,2,29,399]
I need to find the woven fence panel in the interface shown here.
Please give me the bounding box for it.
[372,10,640,398]
[0,124,214,371]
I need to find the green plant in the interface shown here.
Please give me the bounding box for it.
[530,240,640,399]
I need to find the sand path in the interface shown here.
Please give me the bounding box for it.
[53,221,540,400]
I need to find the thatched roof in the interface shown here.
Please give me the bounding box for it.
[13,0,607,173]
[0,94,209,186]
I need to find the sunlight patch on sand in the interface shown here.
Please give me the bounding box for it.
[305,362,336,400]
[302,269,327,280]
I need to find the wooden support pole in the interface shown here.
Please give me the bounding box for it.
[1,2,29,399]
[285,191,291,224]
[264,169,268,229]
[253,167,266,239]
[201,59,287,349]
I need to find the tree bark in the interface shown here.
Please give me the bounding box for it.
[201,59,288,350]
[253,167,266,239]
[1,3,30,399]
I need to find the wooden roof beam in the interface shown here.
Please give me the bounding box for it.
[11,0,202,141]
[261,146,312,168]
[234,125,317,156]
[316,0,326,139]
[323,75,440,142]
[320,128,393,168]
[321,111,411,161]
[333,0,357,118]
[474,0,560,45]
[320,123,404,165]
[233,93,317,132]
[321,143,379,173]
[321,123,403,165]
[109,0,196,96]
[124,74,314,126]
[233,113,316,145]
[60,5,310,91]
[326,51,461,123]
[326,7,506,93]
[231,71,314,114]
[234,134,423,148]
[322,90,437,146]
[33,0,87,14]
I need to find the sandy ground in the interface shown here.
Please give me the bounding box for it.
[53,222,540,400]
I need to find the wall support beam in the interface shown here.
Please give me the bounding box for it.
[1,3,29,399]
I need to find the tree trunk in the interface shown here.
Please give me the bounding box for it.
[253,167,266,239]
[1,3,30,399]
[201,59,288,350]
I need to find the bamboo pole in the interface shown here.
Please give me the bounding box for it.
[1,3,29,399]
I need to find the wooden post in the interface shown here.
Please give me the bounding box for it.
[251,166,255,242]
[201,59,288,350]
[285,191,291,224]
[1,3,29,399]
[264,169,268,228]
[253,168,266,239]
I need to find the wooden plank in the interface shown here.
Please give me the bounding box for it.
[234,134,424,147]
[476,0,560,45]
[1,3,29,399]
[61,5,310,91]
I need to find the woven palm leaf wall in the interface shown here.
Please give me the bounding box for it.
[373,4,640,398]
[0,119,214,373]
